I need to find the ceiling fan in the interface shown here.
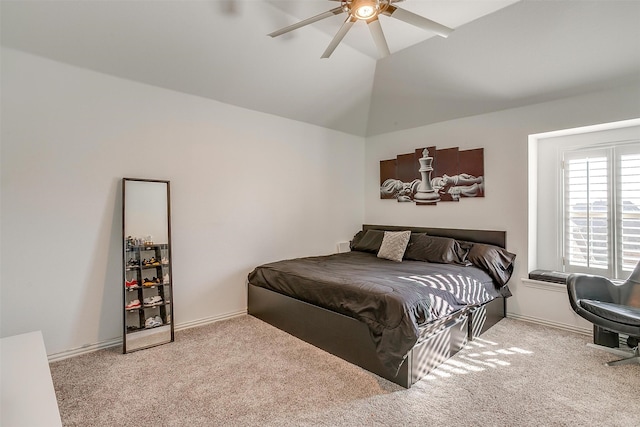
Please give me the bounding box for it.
[268,0,453,59]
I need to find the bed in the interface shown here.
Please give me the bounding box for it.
[247,224,515,388]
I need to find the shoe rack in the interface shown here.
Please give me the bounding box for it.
[124,243,173,341]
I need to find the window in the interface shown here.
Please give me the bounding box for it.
[563,143,640,279]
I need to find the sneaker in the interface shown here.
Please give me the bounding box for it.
[161,257,169,264]
[149,257,160,266]
[127,258,138,268]
[162,273,170,284]
[125,278,138,288]
[144,316,163,328]
[125,299,141,309]
[142,278,155,287]
[143,296,163,306]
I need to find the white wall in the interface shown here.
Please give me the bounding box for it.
[0,48,365,356]
[365,81,640,332]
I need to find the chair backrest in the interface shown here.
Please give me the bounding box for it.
[623,261,640,307]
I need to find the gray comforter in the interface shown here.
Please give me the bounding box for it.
[248,251,505,374]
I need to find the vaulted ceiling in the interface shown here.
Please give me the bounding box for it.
[2,0,640,137]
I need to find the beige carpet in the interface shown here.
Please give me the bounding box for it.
[50,316,640,426]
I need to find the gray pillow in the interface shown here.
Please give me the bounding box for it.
[404,234,469,265]
[465,242,516,287]
[350,229,385,253]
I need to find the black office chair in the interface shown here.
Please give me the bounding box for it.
[566,262,640,366]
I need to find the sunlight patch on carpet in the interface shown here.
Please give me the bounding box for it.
[421,337,534,381]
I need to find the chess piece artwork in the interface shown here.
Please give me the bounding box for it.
[379,145,484,206]
[413,149,440,205]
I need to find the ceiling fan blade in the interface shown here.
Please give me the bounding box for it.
[268,6,345,38]
[367,17,390,58]
[383,5,453,38]
[321,16,357,59]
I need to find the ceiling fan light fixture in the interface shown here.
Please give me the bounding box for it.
[355,6,375,19]
[351,0,380,20]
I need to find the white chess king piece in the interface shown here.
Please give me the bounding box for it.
[414,148,440,205]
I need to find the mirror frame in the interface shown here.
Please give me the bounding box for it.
[122,178,174,352]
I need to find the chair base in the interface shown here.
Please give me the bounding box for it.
[587,343,640,366]
[593,325,618,348]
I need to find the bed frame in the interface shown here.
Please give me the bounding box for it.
[248,225,508,388]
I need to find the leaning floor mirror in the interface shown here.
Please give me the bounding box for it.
[122,178,174,353]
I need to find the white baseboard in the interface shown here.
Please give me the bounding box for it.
[47,337,122,363]
[174,310,246,331]
[47,309,247,362]
[506,312,591,336]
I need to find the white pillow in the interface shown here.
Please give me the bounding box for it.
[377,230,411,262]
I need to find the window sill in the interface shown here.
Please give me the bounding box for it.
[521,278,567,293]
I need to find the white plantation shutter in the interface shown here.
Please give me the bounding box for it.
[563,142,640,279]
[564,150,610,273]
[618,149,640,273]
